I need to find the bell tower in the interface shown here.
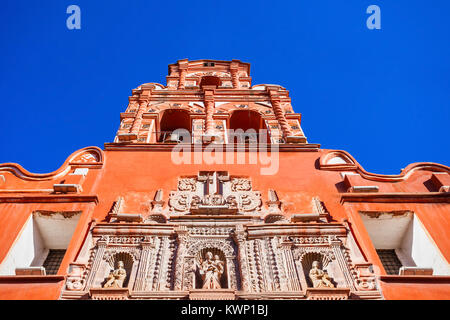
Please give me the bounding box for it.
[114,59,308,145]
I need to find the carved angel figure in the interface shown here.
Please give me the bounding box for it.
[104,261,127,288]
[198,252,224,289]
[309,261,334,288]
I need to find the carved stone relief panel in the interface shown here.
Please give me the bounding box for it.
[168,172,262,215]
[173,228,241,292]
[62,194,382,300]
[143,236,176,291]
[285,235,379,294]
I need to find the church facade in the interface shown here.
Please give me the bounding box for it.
[0,59,449,300]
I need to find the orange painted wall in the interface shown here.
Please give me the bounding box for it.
[0,276,65,300]
[0,146,449,299]
[380,278,450,300]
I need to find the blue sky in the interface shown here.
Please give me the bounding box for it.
[0,0,448,174]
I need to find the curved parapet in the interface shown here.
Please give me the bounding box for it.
[319,149,450,182]
[0,146,104,181]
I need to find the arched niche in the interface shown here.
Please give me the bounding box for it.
[229,110,267,143]
[299,252,334,288]
[194,248,228,289]
[294,250,349,290]
[96,251,138,289]
[159,109,192,142]
[181,240,240,291]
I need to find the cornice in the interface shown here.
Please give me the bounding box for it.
[103,143,321,152]
[92,223,175,236]
[246,223,347,238]
[0,275,66,283]
[0,194,99,204]
[379,275,450,284]
[341,192,450,204]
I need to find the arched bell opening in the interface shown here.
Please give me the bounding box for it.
[199,76,222,88]
[229,110,267,143]
[159,109,191,142]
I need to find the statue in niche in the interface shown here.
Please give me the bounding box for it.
[198,251,224,289]
[104,261,127,288]
[309,261,334,288]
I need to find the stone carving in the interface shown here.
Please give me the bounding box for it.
[309,261,334,288]
[197,252,225,289]
[285,235,333,245]
[189,227,233,236]
[146,236,175,291]
[178,178,197,192]
[186,240,235,257]
[169,193,191,212]
[62,191,383,300]
[202,194,225,206]
[105,236,153,245]
[341,246,377,291]
[108,196,123,219]
[104,261,127,288]
[150,189,165,214]
[169,172,261,214]
[65,263,87,291]
[72,151,100,164]
[177,238,238,291]
[231,178,252,191]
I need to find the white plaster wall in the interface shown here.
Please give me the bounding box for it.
[360,212,450,275]
[400,216,450,275]
[360,212,412,249]
[328,156,348,165]
[34,212,81,249]
[0,215,46,275]
[0,212,82,275]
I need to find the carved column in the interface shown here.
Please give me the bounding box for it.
[280,242,301,291]
[133,238,154,291]
[177,60,189,90]
[174,227,189,291]
[130,100,148,137]
[85,237,108,289]
[178,69,187,90]
[204,89,215,135]
[269,91,292,139]
[226,257,237,290]
[330,239,356,291]
[233,226,251,292]
[230,63,240,89]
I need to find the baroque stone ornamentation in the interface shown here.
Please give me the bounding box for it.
[168,171,262,214]
[61,192,382,300]
[178,178,197,192]
[231,178,252,192]
[197,251,225,289]
[65,263,87,291]
[104,261,127,288]
[309,261,334,288]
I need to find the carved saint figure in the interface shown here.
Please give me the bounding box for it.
[198,251,224,289]
[104,261,127,288]
[309,261,334,288]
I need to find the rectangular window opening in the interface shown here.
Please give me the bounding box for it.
[359,211,450,276]
[376,249,403,275]
[0,211,82,276]
[42,249,67,275]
